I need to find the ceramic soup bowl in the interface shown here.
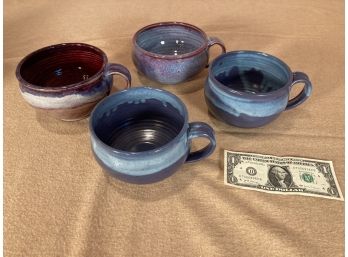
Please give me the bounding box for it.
[205,51,313,127]
[16,43,131,121]
[132,22,226,84]
[90,87,216,184]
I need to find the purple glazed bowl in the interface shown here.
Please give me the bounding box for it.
[132,22,226,84]
[16,43,131,121]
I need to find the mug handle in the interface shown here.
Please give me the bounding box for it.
[285,72,312,110]
[186,122,216,163]
[206,36,226,67]
[105,63,131,89]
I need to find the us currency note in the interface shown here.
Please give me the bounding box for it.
[224,150,344,201]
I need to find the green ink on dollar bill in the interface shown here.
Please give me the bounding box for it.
[224,150,344,201]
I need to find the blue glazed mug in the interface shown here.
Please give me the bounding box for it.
[132,22,226,84]
[89,87,216,184]
[205,51,313,127]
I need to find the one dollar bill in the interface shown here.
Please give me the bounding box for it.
[224,150,343,201]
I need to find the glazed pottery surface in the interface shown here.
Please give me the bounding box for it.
[205,51,313,127]
[132,22,226,84]
[90,87,216,184]
[16,43,131,121]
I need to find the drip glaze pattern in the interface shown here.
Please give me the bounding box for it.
[16,43,131,121]
[205,51,313,127]
[90,87,216,184]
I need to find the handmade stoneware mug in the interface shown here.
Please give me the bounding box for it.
[205,50,313,127]
[132,22,226,84]
[90,86,216,184]
[16,43,131,121]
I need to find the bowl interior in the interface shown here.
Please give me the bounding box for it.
[135,24,206,56]
[212,52,291,94]
[19,44,105,88]
[92,88,186,153]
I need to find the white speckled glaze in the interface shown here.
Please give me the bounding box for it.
[20,78,110,109]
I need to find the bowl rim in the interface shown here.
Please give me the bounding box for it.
[208,50,293,98]
[16,42,108,93]
[132,21,209,60]
[89,86,190,157]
